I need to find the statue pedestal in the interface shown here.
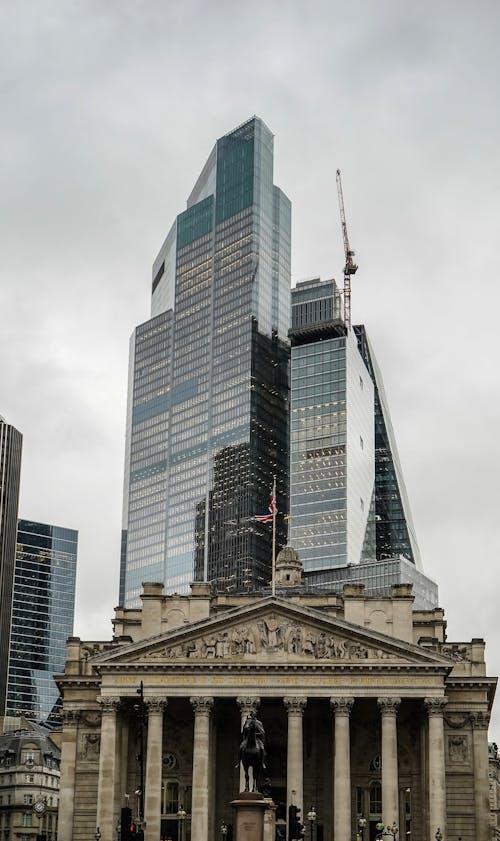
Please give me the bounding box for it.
[231,793,268,841]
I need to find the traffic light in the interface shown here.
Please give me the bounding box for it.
[296,808,304,839]
[289,805,304,841]
[121,807,132,840]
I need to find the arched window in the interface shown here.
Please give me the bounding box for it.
[369,781,382,815]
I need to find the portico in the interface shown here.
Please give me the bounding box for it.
[57,584,495,841]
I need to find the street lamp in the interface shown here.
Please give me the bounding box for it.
[435,830,443,841]
[307,806,316,841]
[95,828,101,841]
[358,816,367,841]
[384,823,398,841]
[221,820,228,841]
[177,805,187,841]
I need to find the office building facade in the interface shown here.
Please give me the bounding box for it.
[120,117,291,606]
[0,418,23,718]
[5,520,77,726]
[289,278,421,572]
[289,280,376,570]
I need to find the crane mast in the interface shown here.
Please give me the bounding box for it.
[336,168,358,329]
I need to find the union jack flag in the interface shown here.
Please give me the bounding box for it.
[254,488,278,523]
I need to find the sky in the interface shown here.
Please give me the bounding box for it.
[1,0,499,732]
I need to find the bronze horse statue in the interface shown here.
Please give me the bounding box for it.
[239,712,266,792]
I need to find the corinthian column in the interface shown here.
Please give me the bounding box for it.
[470,710,490,841]
[284,697,307,829]
[96,696,121,841]
[190,697,214,841]
[330,697,354,841]
[144,698,167,841]
[237,697,261,792]
[58,709,80,841]
[424,697,447,841]
[377,698,401,827]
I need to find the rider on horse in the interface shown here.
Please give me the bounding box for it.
[240,710,266,769]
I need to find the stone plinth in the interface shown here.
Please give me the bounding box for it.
[232,793,268,841]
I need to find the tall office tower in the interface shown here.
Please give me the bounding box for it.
[120,117,291,606]
[289,278,421,572]
[354,325,421,566]
[289,279,376,571]
[0,418,22,719]
[5,520,78,726]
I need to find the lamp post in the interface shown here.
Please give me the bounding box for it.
[221,820,228,841]
[307,806,316,841]
[95,828,101,841]
[177,805,187,841]
[435,830,443,841]
[385,823,398,841]
[133,681,146,827]
[358,816,367,841]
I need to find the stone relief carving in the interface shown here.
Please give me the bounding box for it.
[448,734,469,763]
[145,616,392,661]
[79,732,101,761]
[80,711,101,728]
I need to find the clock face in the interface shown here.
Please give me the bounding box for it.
[34,801,46,815]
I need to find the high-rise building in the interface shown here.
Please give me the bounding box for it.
[0,418,22,718]
[289,278,421,572]
[120,117,291,606]
[5,520,77,726]
[353,324,421,566]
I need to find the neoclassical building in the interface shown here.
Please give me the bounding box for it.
[56,553,496,841]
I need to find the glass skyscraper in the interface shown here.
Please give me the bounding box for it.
[5,520,78,726]
[0,417,22,719]
[120,117,291,605]
[289,278,421,571]
[289,279,376,570]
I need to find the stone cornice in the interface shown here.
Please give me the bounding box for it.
[95,661,452,675]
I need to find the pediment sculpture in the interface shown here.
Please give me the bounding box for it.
[144,615,392,662]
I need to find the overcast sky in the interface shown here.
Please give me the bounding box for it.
[1,0,499,733]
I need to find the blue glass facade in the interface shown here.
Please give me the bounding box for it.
[6,520,77,726]
[121,118,291,605]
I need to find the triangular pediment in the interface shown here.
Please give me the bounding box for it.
[92,597,452,671]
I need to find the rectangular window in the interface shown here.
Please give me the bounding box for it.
[23,795,33,805]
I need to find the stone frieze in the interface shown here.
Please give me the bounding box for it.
[143,615,393,662]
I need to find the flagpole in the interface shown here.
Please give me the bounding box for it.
[271,475,276,597]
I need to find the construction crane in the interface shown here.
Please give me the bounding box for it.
[336,169,358,329]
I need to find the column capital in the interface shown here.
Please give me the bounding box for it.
[424,697,448,717]
[237,696,260,715]
[469,710,490,729]
[377,697,401,715]
[145,697,167,714]
[284,696,307,714]
[97,695,121,714]
[190,696,214,716]
[330,697,354,716]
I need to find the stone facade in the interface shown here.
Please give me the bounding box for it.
[56,581,496,841]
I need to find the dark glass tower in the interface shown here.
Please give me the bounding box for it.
[120,117,291,605]
[5,520,78,726]
[0,417,23,718]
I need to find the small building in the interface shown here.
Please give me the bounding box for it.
[0,724,61,841]
[56,553,496,841]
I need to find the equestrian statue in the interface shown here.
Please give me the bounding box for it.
[238,710,267,792]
